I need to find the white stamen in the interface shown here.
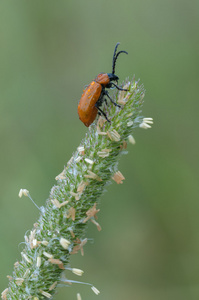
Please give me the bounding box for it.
[1,288,8,300]
[85,158,94,165]
[36,256,41,268]
[84,170,102,182]
[127,120,134,127]
[41,240,48,246]
[18,189,29,197]
[107,129,120,141]
[23,269,30,278]
[77,293,82,300]
[19,188,41,211]
[62,279,100,295]
[21,252,32,264]
[40,290,51,298]
[143,117,153,123]
[78,146,85,153]
[139,122,152,129]
[49,281,57,291]
[32,239,37,247]
[97,148,111,157]
[72,268,84,276]
[97,151,110,158]
[91,286,100,295]
[75,156,81,163]
[66,267,84,276]
[15,278,24,286]
[43,251,53,259]
[128,135,136,144]
[97,131,107,135]
[60,237,71,249]
[139,117,153,129]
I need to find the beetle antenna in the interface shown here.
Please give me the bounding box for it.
[112,43,120,62]
[112,43,128,74]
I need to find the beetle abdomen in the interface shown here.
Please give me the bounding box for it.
[78,81,102,127]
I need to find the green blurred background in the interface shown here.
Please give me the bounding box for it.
[1,0,199,299]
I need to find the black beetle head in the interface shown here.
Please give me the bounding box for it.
[107,73,119,82]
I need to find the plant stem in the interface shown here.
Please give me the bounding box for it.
[2,77,152,300]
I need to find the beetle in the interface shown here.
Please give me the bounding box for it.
[78,42,128,127]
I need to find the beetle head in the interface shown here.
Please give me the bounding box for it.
[107,73,119,83]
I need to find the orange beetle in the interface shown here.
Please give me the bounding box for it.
[78,43,128,127]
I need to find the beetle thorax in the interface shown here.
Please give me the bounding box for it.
[95,73,110,86]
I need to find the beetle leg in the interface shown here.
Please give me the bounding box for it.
[104,91,121,108]
[109,82,129,91]
[104,97,108,106]
[95,103,110,123]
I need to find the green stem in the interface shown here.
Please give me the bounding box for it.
[2,77,151,300]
